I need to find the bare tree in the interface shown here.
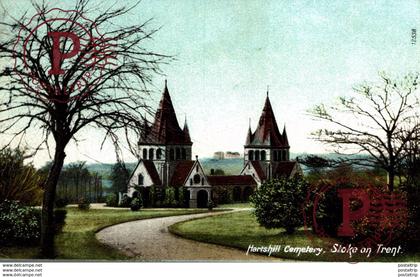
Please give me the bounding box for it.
[0,0,170,257]
[309,72,420,191]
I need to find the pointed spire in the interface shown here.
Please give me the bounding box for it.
[282,124,289,147]
[183,115,191,142]
[266,85,269,97]
[247,90,285,147]
[140,81,192,145]
[245,118,252,145]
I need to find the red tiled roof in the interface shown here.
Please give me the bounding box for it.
[207,175,257,186]
[170,161,195,187]
[140,82,192,145]
[245,96,288,148]
[142,160,162,186]
[272,161,297,178]
[250,161,266,180]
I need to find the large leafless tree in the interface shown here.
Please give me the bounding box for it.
[309,72,420,191]
[0,0,170,257]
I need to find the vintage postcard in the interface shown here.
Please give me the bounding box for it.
[0,0,419,276]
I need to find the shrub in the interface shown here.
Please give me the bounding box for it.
[251,176,309,234]
[105,194,118,207]
[0,200,41,246]
[78,197,90,210]
[53,209,67,234]
[212,186,233,205]
[55,198,69,208]
[0,148,43,206]
[178,187,190,208]
[163,187,177,207]
[130,197,143,211]
[207,200,215,211]
[119,194,132,207]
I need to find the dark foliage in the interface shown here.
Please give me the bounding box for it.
[0,148,43,205]
[251,176,310,234]
[105,194,118,207]
[111,162,130,194]
[53,209,67,234]
[119,194,132,208]
[55,198,69,208]
[212,186,233,205]
[130,197,143,211]
[0,200,41,246]
[78,198,91,210]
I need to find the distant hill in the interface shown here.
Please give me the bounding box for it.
[83,152,369,181]
[85,162,136,178]
[200,158,244,175]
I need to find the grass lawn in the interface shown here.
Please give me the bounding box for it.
[0,207,209,260]
[218,202,252,209]
[169,211,420,262]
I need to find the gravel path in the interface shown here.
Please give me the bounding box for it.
[96,210,277,261]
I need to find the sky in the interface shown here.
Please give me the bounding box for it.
[0,0,419,167]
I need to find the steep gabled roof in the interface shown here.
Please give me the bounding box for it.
[207,175,257,186]
[143,160,162,186]
[170,160,195,187]
[140,82,192,145]
[246,96,288,148]
[250,161,266,180]
[272,161,297,178]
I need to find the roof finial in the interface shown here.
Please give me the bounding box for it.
[165,79,168,88]
[266,85,269,97]
[249,117,251,129]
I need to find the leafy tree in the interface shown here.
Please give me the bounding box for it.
[213,169,225,175]
[0,0,169,256]
[251,176,309,234]
[110,161,130,194]
[0,148,43,205]
[309,72,420,191]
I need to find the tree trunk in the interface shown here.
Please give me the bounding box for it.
[388,169,395,192]
[40,144,66,258]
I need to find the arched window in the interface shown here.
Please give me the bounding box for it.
[201,177,204,186]
[255,150,260,161]
[149,148,154,160]
[156,149,162,160]
[169,149,175,161]
[138,174,144,186]
[193,174,201,184]
[282,150,286,161]
[249,150,254,161]
[189,179,192,186]
[261,150,266,161]
[176,148,181,160]
[181,148,186,160]
[142,149,147,160]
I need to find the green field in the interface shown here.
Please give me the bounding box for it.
[218,202,252,209]
[0,207,208,260]
[169,211,420,262]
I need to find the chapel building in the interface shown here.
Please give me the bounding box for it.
[127,83,301,208]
